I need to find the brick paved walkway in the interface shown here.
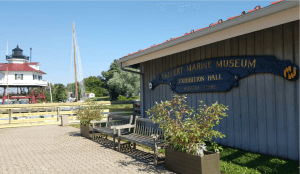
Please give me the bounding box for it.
[0,125,174,174]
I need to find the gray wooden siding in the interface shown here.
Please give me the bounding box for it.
[140,20,299,161]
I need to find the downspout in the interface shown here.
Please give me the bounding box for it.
[120,62,144,118]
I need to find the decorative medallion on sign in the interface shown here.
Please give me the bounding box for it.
[149,56,299,93]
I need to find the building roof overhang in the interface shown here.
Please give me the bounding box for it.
[117,0,299,67]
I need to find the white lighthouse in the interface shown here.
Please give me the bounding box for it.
[0,45,47,104]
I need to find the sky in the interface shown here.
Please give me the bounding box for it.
[0,1,272,86]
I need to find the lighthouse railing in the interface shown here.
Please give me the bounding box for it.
[6,55,30,60]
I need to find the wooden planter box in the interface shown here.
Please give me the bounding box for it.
[165,148,221,174]
[80,124,93,138]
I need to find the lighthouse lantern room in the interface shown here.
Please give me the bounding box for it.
[0,45,47,104]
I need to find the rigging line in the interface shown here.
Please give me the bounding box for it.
[74,31,86,100]
[69,28,74,94]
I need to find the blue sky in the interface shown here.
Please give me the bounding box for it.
[0,1,272,86]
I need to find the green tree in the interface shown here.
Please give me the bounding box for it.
[83,76,109,97]
[44,82,53,102]
[101,59,121,83]
[53,84,67,102]
[100,59,123,100]
[107,67,140,98]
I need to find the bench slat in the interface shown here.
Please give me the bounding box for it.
[119,133,164,148]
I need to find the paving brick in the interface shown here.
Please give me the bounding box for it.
[0,125,174,174]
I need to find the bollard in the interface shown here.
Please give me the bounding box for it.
[61,115,69,126]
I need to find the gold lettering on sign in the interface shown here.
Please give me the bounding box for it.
[187,64,198,72]
[202,85,216,90]
[235,59,240,67]
[216,61,222,68]
[202,62,207,69]
[197,63,201,70]
[241,59,247,67]
[229,60,234,67]
[223,60,229,67]
[192,64,196,71]
[178,76,205,84]
[248,59,256,68]
[177,68,181,75]
[163,58,256,81]
[187,65,191,72]
[190,77,194,83]
[208,61,212,68]
[207,74,222,81]
[218,74,222,80]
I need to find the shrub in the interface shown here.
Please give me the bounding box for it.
[146,94,228,156]
[76,100,105,126]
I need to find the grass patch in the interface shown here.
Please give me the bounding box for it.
[103,104,133,109]
[206,142,298,174]
[109,108,133,112]
[156,142,298,173]
[70,124,80,129]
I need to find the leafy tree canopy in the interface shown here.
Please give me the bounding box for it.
[52,84,67,102]
[101,59,121,82]
[107,67,140,98]
[84,76,109,97]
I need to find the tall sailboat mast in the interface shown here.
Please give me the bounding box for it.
[73,21,78,102]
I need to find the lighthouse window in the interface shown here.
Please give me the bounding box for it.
[38,76,42,80]
[15,74,23,80]
[33,75,37,80]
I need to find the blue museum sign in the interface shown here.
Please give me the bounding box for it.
[149,56,299,93]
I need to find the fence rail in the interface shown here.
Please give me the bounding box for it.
[0,100,138,128]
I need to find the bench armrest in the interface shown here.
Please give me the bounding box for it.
[114,124,135,136]
[91,120,107,128]
[113,124,135,130]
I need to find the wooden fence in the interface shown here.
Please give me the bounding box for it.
[0,101,137,128]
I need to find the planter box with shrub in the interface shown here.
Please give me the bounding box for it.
[165,148,220,174]
[147,94,228,173]
[80,124,93,138]
[76,100,105,138]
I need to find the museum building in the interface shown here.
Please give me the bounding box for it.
[117,0,299,161]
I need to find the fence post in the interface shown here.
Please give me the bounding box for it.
[57,108,60,121]
[9,109,12,124]
[132,101,135,116]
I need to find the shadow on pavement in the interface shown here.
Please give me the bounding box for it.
[68,132,81,137]
[92,136,174,173]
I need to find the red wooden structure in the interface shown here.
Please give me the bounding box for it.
[2,88,46,105]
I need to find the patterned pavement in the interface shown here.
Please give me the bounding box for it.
[0,125,174,174]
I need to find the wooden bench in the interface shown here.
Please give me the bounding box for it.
[116,117,165,165]
[92,114,133,150]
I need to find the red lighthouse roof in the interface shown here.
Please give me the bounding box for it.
[0,63,46,74]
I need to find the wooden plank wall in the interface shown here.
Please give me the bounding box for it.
[140,20,299,161]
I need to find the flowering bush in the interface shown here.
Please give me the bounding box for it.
[146,94,228,156]
[76,100,105,126]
